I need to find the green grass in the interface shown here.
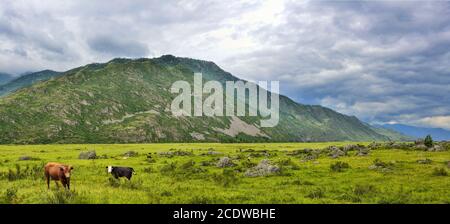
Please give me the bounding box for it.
[0,142,449,204]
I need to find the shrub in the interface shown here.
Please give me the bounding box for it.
[369,159,394,171]
[123,151,138,157]
[330,161,350,172]
[240,160,256,168]
[0,164,42,181]
[306,188,325,199]
[160,162,177,174]
[353,184,377,196]
[143,167,153,173]
[107,177,121,188]
[212,169,239,187]
[432,167,448,176]
[160,190,173,197]
[1,188,18,204]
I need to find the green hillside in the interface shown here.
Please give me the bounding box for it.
[0,70,61,96]
[0,56,405,143]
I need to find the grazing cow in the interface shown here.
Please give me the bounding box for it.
[44,162,73,190]
[106,166,135,180]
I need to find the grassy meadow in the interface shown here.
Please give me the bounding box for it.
[0,142,449,204]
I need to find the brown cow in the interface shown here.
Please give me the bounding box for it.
[44,162,73,190]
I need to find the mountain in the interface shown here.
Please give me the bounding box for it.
[0,70,61,96]
[0,72,13,85]
[0,55,399,144]
[381,124,450,141]
[369,124,413,141]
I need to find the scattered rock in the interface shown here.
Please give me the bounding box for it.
[123,151,138,157]
[417,158,432,164]
[286,148,312,156]
[447,161,450,168]
[158,150,193,157]
[328,146,346,159]
[245,159,280,177]
[18,156,39,161]
[343,144,359,152]
[79,151,97,160]
[207,151,222,155]
[216,157,235,168]
[368,159,393,172]
[414,144,428,151]
[355,147,370,156]
[368,142,382,150]
[428,145,444,152]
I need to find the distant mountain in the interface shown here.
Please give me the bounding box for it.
[0,70,61,96]
[0,72,13,85]
[0,56,400,143]
[370,124,413,141]
[381,124,450,141]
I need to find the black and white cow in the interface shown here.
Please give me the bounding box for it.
[106,166,135,180]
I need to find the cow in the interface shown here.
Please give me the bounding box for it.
[44,162,73,190]
[106,166,135,180]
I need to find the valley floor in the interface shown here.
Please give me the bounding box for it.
[0,143,449,204]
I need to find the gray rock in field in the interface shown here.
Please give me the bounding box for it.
[414,144,428,151]
[18,156,34,161]
[216,157,235,168]
[205,150,222,155]
[417,158,432,164]
[79,151,97,160]
[329,147,346,159]
[123,151,138,157]
[245,159,280,177]
[447,161,450,168]
[431,145,444,152]
[355,148,370,156]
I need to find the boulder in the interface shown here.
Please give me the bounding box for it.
[123,151,138,157]
[417,158,432,164]
[328,146,346,159]
[216,157,235,168]
[18,156,37,161]
[245,159,280,177]
[414,144,428,151]
[79,151,97,160]
[355,147,370,156]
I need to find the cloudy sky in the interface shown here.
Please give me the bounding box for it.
[1,0,449,130]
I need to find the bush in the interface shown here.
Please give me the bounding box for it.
[123,151,138,157]
[424,135,433,148]
[212,169,239,187]
[160,162,177,174]
[79,151,97,160]
[0,164,42,181]
[432,167,448,176]
[45,190,87,204]
[353,184,377,196]
[369,159,394,171]
[330,161,350,172]
[107,177,121,188]
[1,188,18,204]
[306,188,325,199]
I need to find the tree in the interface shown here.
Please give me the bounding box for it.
[424,135,433,148]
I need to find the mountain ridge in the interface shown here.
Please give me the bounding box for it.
[381,124,450,141]
[0,56,407,143]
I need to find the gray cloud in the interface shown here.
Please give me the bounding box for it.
[0,0,449,130]
[87,36,149,58]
